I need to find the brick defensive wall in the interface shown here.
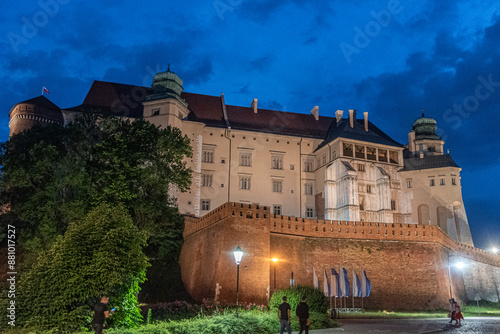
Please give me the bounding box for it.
[180,202,500,310]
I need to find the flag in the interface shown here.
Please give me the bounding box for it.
[353,270,362,297]
[43,86,50,94]
[331,268,342,297]
[312,267,320,289]
[342,267,351,297]
[362,270,371,297]
[323,270,331,297]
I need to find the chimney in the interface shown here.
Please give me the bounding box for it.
[348,109,357,128]
[251,98,258,114]
[408,130,416,153]
[335,109,343,126]
[311,106,319,121]
[363,112,368,132]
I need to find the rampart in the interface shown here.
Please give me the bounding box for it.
[180,202,500,310]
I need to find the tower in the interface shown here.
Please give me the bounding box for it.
[143,66,189,130]
[407,113,444,157]
[8,96,63,137]
[401,114,473,246]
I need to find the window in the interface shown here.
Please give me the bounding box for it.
[358,164,365,172]
[202,148,214,163]
[343,143,353,157]
[152,109,160,116]
[271,155,283,169]
[201,173,213,187]
[304,183,313,195]
[430,179,435,187]
[273,205,282,215]
[452,178,457,185]
[272,179,283,193]
[378,149,388,162]
[240,152,252,166]
[290,164,295,170]
[317,158,321,168]
[389,151,399,164]
[391,200,396,211]
[440,178,445,186]
[322,154,327,164]
[407,180,412,188]
[306,207,315,218]
[367,147,377,160]
[331,148,337,160]
[367,185,372,193]
[239,176,251,190]
[355,145,365,159]
[201,199,210,211]
[304,159,314,172]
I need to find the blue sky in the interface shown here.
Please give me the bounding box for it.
[1,0,499,249]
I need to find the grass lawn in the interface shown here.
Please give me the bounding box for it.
[338,302,500,319]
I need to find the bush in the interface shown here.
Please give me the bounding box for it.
[269,285,330,314]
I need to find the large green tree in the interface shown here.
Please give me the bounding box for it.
[11,203,150,333]
[0,112,192,260]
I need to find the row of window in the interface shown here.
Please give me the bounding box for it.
[202,174,315,194]
[406,177,457,188]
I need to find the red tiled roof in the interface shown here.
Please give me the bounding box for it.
[68,80,400,144]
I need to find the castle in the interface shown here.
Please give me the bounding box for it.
[8,68,500,309]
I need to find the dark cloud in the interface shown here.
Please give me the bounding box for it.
[250,54,274,72]
[355,17,500,170]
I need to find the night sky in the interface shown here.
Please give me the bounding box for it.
[1,0,499,250]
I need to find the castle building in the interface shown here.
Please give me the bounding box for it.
[8,69,473,246]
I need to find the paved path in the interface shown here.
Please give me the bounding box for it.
[277,317,500,333]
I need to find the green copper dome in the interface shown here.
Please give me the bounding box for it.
[412,113,441,140]
[151,66,183,96]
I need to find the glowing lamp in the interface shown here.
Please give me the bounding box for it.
[233,245,243,265]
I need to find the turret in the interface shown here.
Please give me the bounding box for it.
[143,65,189,130]
[408,113,444,157]
[8,96,63,137]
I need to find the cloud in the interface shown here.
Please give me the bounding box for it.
[354,16,500,170]
[250,54,274,72]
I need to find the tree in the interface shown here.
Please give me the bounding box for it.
[0,112,192,260]
[10,203,150,333]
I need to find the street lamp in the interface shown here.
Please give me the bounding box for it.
[272,258,278,292]
[233,245,243,308]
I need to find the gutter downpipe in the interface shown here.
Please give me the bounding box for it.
[221,93,231,203]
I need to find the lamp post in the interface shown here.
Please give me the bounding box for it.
[233,245,243,310]
[272,258,278,292]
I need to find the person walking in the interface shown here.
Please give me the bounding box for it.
[296,295,310,334]
[278,295,292,334]
[453,300,464,325]
[448,298,456,324]
[92,295,113,334]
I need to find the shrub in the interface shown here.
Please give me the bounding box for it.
[269,285,330,314]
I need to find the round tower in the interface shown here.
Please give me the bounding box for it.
[8,96,63,137]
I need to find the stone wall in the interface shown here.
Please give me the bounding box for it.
[180,202,500,310]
